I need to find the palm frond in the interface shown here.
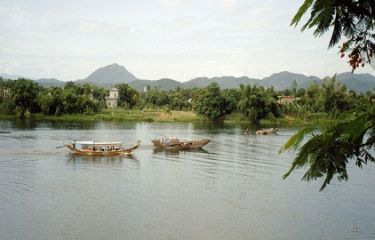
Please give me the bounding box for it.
[291,0,314,27]
[279,126,316,154]
[329,9,343,47]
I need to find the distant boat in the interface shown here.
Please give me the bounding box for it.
[64,140,140,156]
[256,128,279,135]
[152,137,210,150]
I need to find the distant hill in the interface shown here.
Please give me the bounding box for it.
[75,63,138,87]
[1,74,27,80]
[261,71,321,90]
[183,76,260,89]
[2,63,375,92]
[335,72,375,93]
[35,78,65,88]
[130,78,182,92]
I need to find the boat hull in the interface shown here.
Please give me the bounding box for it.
[65,141,140,156]
[152,138,210,150]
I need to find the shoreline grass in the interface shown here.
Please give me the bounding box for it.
[0,109,204,122]
[0,109,338,127]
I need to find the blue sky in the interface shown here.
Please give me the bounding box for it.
[0,0,373,81]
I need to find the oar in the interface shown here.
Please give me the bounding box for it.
[56,145,66,149]
[0,131,11,134]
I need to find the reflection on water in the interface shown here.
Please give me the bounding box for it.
[153,148,210,155]
[67,153,138,164]
[0,120,374,240]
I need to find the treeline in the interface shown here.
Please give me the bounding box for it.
[0,78,107,118]
[280,77,374,118]
[0,76,373,122]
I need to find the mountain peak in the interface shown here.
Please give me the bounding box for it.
[77,63,138,87]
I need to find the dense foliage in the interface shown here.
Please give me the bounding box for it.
[280,110,375,191]
[283,0,375,190]
[115,83,139,108]
[291,0,375,71]
[193,83,228,120]
[0,77,373,125]
[0,79,104,117]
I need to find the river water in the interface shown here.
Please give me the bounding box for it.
[0,120,374,240]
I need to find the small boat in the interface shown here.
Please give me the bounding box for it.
[64,140,141,156]
[152,137,210,150]
[256,128,279,135]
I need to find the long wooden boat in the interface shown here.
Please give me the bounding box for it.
[152,137,210,150]
[65,140,141,156]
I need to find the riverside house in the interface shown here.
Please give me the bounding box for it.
[277,95,297,105]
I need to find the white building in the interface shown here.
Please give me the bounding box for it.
[105,88,119,108]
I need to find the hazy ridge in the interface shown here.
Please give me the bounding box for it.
[2,63,375,93]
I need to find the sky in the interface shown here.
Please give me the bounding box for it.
[0,0,374,82]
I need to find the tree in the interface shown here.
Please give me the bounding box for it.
[143,87,170,108]
[11,79,41,118]
[115,83,139,108]
[222,88,240,114]
[282,0,375,190]
[193,83,227,120]
[37,87,63,115]
[237,85,280,123]
[0,79,14,114]
[319,76,350,115]
[291,0,375,71]
[170,87,193,111]
[280,110,374,191]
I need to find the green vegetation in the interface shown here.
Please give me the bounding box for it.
[0,76,373,127]
[280,0,375,190]
[291,0,374,71]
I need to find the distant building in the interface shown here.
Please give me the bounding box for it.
[105,88,119,108]
[277,96,297,105]
[144,85,150,93]
[0,88,11,100]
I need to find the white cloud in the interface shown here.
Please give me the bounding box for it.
[221,0,235,8]
[52,20,132,36]
[159,0,183,8]
[0,0,373,82]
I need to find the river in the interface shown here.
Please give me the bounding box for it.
[0,120,374,240]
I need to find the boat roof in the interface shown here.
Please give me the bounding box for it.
[75,141,122,145]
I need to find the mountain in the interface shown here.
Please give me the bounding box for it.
[76,63,138,87]
[183,76,260,89]
[130,78,183,92]
[260,71,321,90]
[335,72,375,93]
[2,63,375,93]
[35,78,65,88]
[1,73,27,80]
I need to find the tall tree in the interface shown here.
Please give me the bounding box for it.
[11,79,41,118]
[115,83,139,108]
[193,83,227,120]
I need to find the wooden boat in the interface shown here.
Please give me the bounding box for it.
[256,128,279,135]
[152,137,210,150]
[64,140,141,156]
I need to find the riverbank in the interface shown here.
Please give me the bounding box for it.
[0,109,203,122]
[0,109,337,126]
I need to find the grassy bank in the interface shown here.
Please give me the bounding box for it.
[224,112,337,127]
[1,109,204,122]
[0,109,338,126]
